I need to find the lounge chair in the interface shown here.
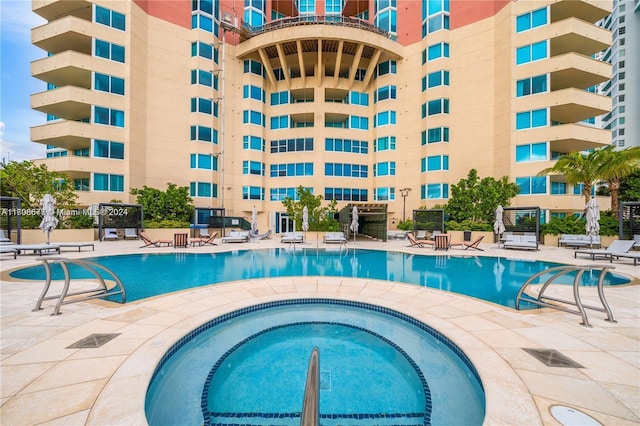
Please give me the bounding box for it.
[281,232,303,243]
[415,230,427,240]
[249,229,272,241]
[434,234,450,251]
[198,228,211,238]
[102,228,119,241]
[191,231,218,246]
[174,233,189,248]
[0,229,10,242]
[1,245,17,259]
[221,231,250,243]
[1,243,60,255]
[124,228,138,240]
[58,242,95,252]
[406,232,434,248]
[450,235,485,251]
[324,232,347,244]
[139,231,173,248]
[574,240,636,261]
[503,234,538,250]
[608,252,640,266]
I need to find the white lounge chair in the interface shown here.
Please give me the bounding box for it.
[103,228,119,241]
[574,240,636,261]
[249,229,272,241]
[281,232,303,243]
[198,228,211,238]
[124,228,138,240]
[324,232,347,244]
[0,229,10,242]
[221,231,250,243]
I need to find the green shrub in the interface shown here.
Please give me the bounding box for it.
[145,219,190,228]
[599,210,619,236]
[66,213,95,229]
[541,212,619,236]
[397,220,413,231]
[445,220,493,232]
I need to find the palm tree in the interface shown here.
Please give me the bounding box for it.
[594,146,640,218]
[537,150,600,205]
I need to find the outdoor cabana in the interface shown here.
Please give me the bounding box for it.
[338,203,388,241]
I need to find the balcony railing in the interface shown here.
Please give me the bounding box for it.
[242,15,393,40]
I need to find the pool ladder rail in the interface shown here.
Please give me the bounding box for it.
[515,264,617,327]
[33,257,126,315]
[300,347,320,426]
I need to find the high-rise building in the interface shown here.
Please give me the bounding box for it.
[30,0,612,230]
[597,0,638,149]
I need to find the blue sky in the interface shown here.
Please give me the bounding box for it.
[1,0,47,162]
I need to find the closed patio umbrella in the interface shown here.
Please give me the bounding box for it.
[586,198,600,239]
[251,206,258,234]
[39,194,59,244]
[350,206,359,243]
[493,205,505,242]
[302,206,309,243]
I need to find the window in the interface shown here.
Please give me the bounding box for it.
[325,138,368,153]
[95,5,125,30]
[374,187,395,201]
[190,154,218,170]
[191,69,218,89]
[325,0,343,14]
[191,125,218,143]
[375,0,397,35]
[94,140,124,159]
[422,127,449,144]
[243,60,264,77]
[244,160,266,176]
[516,108,547,130]
[244,135,265,151]
[516,176,546,194]
[516,7,547,32]
[94,106,124,127]
[74,148,89,157]
[242,186,264,200]
[516,75,547,97]
[373,111,396,127]
[244,0,266,27]
[426,70,450,88]
[242,85,265,103]
[94,39,125,63]
[94,73,124,95]
[325,163,368,178]
[191,97,214,115]
[422,99,449,117]
[423,14,449,36]
[349,115,369,130]
[93,173,124,192]
[272,138,313,153]
[375,85,396,103]
[191,41,217,62]
[515,142,547,162]
[270,187,298,201]
[190,182,217,197]
[376,60,397,77]
[325,187,368,202]
[270,91,290,105]
[297,0,316,14]
[192,13,214,33]
[516,40,547,65]
[374,161,396,176]
[423,155,449,171]
[74,178,90,191]
[270,115,290,129]
[422,183,449,199]
[374,136,395,151]
[270,163,313,177]
[551,182,566,195]
[349,91,369,106]
[424,42,449,63]
[243,110,265,126]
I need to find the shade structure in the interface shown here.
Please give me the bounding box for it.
[39,194,59,244]
[302,206,309,232]
[493,205,505,236]
[251,206,258,233]
[350,206,359,243]
[586,198,600,237]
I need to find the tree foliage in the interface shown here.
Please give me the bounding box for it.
[130,183,194,226]
[619,169,640,203]
[282,186,339,231]
[445,169,520,223]
[537,150,600,205]
[0,161,78,228]
[593,146,640,216]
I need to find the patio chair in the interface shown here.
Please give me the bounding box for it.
[221,231,250,243]
[198,228,211,238]
[324,232,347,244]
[124,228,138,240]
[406,232,434,248]
[174,233,189,248]
[102,228,119,241]
[139,231,173,248]
[415,230,427,240]
[434,234,450,251]
[281,232,304,243]
[450,235,485,251]
[0,229,10,242]
[574,240,635,261]
[191,231,218,246]
[249,229,272,241]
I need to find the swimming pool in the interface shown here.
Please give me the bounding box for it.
[10,248,629,309]
[145,299,486,425]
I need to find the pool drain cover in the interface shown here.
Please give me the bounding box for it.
[522,348,584,368]
[550,405,601,425]
[67,333,121,348]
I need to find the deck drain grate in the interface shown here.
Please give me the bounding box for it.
[67,333,121,349]
[523,348,584,368]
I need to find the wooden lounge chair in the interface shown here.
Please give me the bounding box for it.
[406,232,434,248]
[174,233,189,248]
[139,232,173,248]
[191,231,218,246]
[434,234,450,251]
[450,235,485,251]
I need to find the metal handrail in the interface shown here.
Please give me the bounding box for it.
[243,15,394,39]
[33,257,126,315]
[300,347,320,426]
[515,264,616,327]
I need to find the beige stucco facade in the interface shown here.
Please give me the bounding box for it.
[30,0,612,231]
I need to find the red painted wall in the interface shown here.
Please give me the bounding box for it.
[450,0,511,30]
[133,0,191,28]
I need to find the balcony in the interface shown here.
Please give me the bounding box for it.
[515,123,611,153]
[31,86,93,120]
[31,120,125,151]
[32,15,93,55]
[550,0,611,24]
[517,88,610,124]
[33,0,92,21]
[548,18,611,57]
[515,53,611,91]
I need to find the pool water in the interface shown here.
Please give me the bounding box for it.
[9,248,629,308]
[145,300,486,426]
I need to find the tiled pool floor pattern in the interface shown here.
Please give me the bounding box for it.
[0,238,638,425]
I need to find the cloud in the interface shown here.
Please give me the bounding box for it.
[1,1,46,39]
[0,120,46,163]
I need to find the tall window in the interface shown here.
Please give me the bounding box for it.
[422,183,448,199]
[325,0,342,14]
[297,0,316,14]
[244,0,266,27]
[94,140,124,159]
[374,0,397,35]
[422,0,449,36]
[94,106,124,127]
[192,0,219,36]
[94,73,124,95]
[94,5,125,30]
[94,39,125,63]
